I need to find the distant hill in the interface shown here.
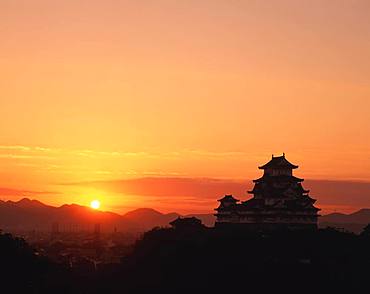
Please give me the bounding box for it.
[0,198,199,233]
[122,208,217,228]
[0,198,216,233]
[319,209,370,233]
[123,208,180,229]
[320,209,370,223]
[0,198,138,233]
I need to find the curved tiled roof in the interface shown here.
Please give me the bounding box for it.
[258,154,298,170]
[253,175,304,183]
[217,195,239,202]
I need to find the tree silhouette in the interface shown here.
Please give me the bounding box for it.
[0,232,76,293]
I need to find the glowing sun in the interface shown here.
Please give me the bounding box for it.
[90,200,101,210]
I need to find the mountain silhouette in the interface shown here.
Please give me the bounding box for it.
[123,208,180,228]
[320,209,370,223]
[319,209,370,233]
[0,198,218,233]
[9,197,46,209]
[1,198,369,233]
[0,198,138,232]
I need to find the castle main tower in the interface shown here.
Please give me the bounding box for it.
[215,154,320,230]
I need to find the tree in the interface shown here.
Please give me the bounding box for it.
[361,223,370,237]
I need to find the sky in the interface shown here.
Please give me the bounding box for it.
[0,0,370,214]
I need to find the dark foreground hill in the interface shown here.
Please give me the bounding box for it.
[91,227,370,294]
[0,231,74,293]
[2,226,370,293]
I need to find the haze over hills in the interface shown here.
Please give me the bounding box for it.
[0,198,211,232]
[0,198,370,233]
[123,208,181,228]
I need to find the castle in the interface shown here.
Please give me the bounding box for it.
[215,154,320,230]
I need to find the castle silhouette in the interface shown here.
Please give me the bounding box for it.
[215,154,320,230]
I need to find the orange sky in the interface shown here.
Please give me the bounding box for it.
[0,1,369,214]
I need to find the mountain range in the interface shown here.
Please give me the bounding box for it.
[0,198,214,233]
[0,198,369,233]
[319,208,370,233]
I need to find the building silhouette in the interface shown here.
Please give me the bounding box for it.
[51,222,59,234]
[94,223,101,241]
[170,217,205,231]
[215,154,320,230]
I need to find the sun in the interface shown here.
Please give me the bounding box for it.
[90,200,101,210]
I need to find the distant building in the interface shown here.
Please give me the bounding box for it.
[51,222,60,234]
[215,154,320,230]
[94,223,101,241]
[170,217,205,231]
[361,224,370,237]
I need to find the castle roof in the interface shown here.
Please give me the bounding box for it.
[218,195,239,202]
[258,154,298,170]
[239,198,320,211]
[253,175,304,183]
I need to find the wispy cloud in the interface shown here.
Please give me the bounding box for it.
[0,145,264,179]
[0,154,55,159]
[0,145,32,151]
[0,145,263,160]
[0,145,150,158]
[63,177,370,214]
[62,177,248,198]
[0,187,60,197]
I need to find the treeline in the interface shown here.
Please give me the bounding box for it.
[2,226,370,293]
[0,231,78,293]
[93,225,370,293]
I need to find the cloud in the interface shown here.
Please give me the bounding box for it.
[0,145,32,151]
[0,145,263,161]
[1,144,369,213]
[0,187,60,197]
[0,154,54,159]
[0,145,150,159]
[64,177,370,210]
[305,180,370,207]
[63,177,248,199]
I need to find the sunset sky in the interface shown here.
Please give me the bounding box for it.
[1,0,370,214]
